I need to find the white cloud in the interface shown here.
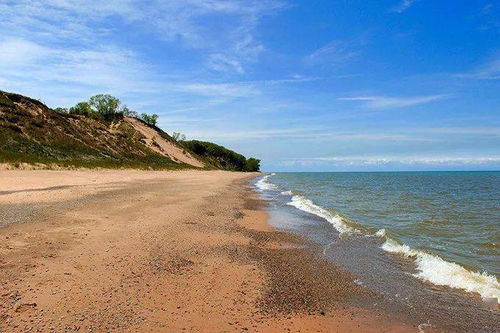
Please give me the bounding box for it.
[0,0,138,41]
[306,40,360,67]
[0,0,286,77]
[478,3,499,33]
[0,0,288,107]
[0,37,153,106]
[207,34,266,73]
[338,94,451,109]
[186,127,320,140]
[0,38,50,66]
[186,128,429,141]
[208,54,245,74]
[294,156,500,166]
[188,125,500,143]
[481,4,494,15]
[455,55,500,80]
[416,126,500,137]
[179,83,260,98]
[190,125,499,142]
[391,0,416,14]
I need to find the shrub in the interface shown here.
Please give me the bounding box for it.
[69,102,93,116]
[89,94,121,115]
[122,105,139,118]
[141,113,158,126]
[182,140,249,171]
[52,107,68,113]
[244,158,261,172]
[172,132,186,141]
[0,93,15,108]
[66,95,159,125]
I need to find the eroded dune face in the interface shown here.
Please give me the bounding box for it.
[0,90,206,169]
[125,117,204,168]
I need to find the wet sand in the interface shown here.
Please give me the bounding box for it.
[0,170,414,332]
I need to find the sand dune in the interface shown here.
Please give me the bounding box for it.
[126,118,205,168]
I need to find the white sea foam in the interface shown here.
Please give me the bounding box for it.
[381,238,500,301]
[286,191,500,301]
[286,195,358,234]
[255,174,277,191]
[375,228,386,237]
[258,173,499,302]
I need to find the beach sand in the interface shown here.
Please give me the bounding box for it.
[0,170,414,332]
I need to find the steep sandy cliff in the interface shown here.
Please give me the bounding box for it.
[0,91,205,169]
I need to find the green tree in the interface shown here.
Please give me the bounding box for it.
[141,113,159,126]
[182,140,247,171]
[121,105,139,118]
[89,94,121,115]
[68,102,93,116]
[244,158,261,172]
[53,107,68,113]
[172,132,186,141]
[121,105,130,114]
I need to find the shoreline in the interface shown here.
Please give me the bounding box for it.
[257,173,500,332]
[1,170,412,332]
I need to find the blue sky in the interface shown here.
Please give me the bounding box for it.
[0,0,499,171]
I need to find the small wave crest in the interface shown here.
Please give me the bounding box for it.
[255,174,277,191]
[381,238,500,301]
[286,194,358,234]
[260,176,499,302]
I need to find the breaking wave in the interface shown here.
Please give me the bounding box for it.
[380,237,500,300]
[254,173,500,302]
[255,174,277,191]
[286,194,359,234]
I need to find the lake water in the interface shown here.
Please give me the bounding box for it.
[255,172,500,331]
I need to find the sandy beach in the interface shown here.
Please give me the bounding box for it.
[0,170,414,332]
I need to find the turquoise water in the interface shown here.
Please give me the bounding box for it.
[257,172,500,301]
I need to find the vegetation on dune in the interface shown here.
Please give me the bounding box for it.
[140,113,158,126]
[0,91,180,169]
[56,94,159,125]
[89,94,121,115]
[0,90,260,171]
[172,132,186,142]
[244,157,261,172]
[69,102,94,117]
[182,140,260,172]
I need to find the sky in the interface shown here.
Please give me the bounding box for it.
[0,0,499,171]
